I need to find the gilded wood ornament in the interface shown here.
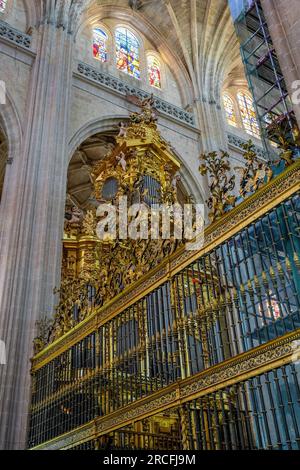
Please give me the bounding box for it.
[199,150,236,222]
[234,140,273,198]
[31,158,300,366]
[35,98,185,350]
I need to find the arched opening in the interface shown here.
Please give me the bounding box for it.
[67,131,116,210]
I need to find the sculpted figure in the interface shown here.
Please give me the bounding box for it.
[118,122,127,138]
[116,151,127,171]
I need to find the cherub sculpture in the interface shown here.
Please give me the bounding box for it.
[116,151,127,171]
[118,121,127,138]
[127,93,158,123]
[65,205,83,225]
[141,93,155,110]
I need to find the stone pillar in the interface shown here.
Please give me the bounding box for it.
[194,93,229,220]
[261,0,300,126]
[0,0,84,450]
[195,97,228,152]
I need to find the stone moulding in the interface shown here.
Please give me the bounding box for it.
[227,132,268,160]
[31,158,300,372]
[0,20,32,49]
[30,329,300,450]
[76,61,195,126]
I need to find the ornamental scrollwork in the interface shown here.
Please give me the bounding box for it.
[199,150,236,222]
[234,140,273,198]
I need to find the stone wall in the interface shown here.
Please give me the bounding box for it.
[261,0,300,126]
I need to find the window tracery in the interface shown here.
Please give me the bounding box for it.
[223,90,261,139]
[237,91,260,137]
[115,27,140,79]
[223,93,237,127]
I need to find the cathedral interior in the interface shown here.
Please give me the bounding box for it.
[1,0,300,451]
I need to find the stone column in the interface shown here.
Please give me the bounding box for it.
[261,0,300,126]
[0,0,84,450]
[195,96,228,152]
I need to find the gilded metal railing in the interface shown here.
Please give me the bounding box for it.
[28,160,300,450]
[63,360,300,451]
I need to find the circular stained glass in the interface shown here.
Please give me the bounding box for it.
[102,177,119,200]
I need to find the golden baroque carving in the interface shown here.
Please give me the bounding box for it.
[199,150,236,222]
[234,140,273,198]
[32,161,300,369]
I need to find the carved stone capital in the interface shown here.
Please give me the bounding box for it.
[37,0,85,34]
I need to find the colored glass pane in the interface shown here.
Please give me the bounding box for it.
[93,28,108,62]
[223,94,237,127]
[237,91,260,137]
[147,56,161,89]
[115,28,140,79]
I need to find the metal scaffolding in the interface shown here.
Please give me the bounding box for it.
[229,0,298,158]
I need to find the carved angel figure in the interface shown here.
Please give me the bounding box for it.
[141,93,155,110]
[65,205,83,225]
[116,151,127,171]
[172,173,181,189]
[118,121,127,138]
[127,93,157,124]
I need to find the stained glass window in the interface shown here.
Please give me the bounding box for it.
[223,94,237,127]
[115,27,140,79]
[93,28,108,62]
[147,55,161,89]
[237,91,260,137]
[0,0,7,13]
